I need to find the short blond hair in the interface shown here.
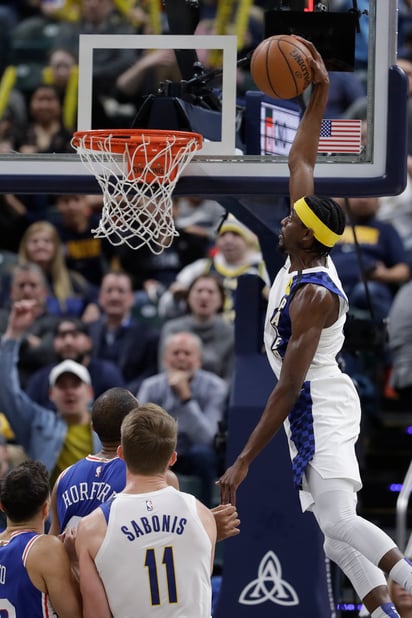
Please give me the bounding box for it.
[121,403,177,475]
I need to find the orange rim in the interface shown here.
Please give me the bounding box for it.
[71,129,203,154]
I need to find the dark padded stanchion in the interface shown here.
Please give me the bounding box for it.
[214,274,336,618]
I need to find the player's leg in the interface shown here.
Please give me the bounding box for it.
[305,466,401,616]
[324,537,398,617]
[307,469,412,594]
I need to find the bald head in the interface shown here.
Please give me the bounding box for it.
[91,387,139,444]
[162,332,203,373]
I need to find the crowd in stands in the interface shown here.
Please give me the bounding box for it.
[0,0,411,482]
[1,0,396,153]
[1,2,412,615]
[0,180,270,504]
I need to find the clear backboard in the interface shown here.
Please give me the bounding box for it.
[0,0,406,198]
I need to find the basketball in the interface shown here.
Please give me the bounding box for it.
[250,35,313,100]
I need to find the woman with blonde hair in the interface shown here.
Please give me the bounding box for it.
[159,273,235,384]
[18,220,96,317]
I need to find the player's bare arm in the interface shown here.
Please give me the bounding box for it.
[76,509,112,618]
[282,283,339,377]
[26,534,82,617]
[288,40,329,205]
[195,499,217,573]
[218,284,338,506]
[48,475,62,536]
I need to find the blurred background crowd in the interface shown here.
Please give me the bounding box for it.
[1,5,412,615]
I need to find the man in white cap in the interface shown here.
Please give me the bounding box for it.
[0,300,100,485]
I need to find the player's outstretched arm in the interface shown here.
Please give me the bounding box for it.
[288,37,330,206]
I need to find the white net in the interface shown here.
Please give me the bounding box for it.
[71,130,202,255]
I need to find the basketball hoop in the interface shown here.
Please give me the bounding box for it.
[71,129,203,254]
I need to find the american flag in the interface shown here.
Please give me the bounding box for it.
[318,119,362,154]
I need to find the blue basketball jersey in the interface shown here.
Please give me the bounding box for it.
[56,455,126,532]
[0,531,56,617]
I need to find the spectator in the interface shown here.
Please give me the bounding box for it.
[40,0,82,22]
[398,0,412,52]
[25,316,125,410]
[114,232,206,309]
[331,197,410,320]
[387,280,412,404]
[323,71,366,118]
[58,0,137,128]
[18,220,97,317]
[137,331,228,506]
[0,89,27,152]
[359,571,412,616]
[40,0,154,30]
[174,196,226,250]
[194,4,264,98]
[75,403,217,618]
[50,194,113,287]
[388,577,412,617]
[378,53,412,264]
[345,52,412,158]
[332,0,369,75]
[115,46,181,109]
[0,194,30,254]
[159,273,235,384]
[113,199,214,308]
[42,46,79,131]
[16,84,73,154]
[0,263,60,387]
[0,461,82,617]
[0,300,101,486]
[0,433,13,530]
[158,214,270,322]
[87,270,159,390]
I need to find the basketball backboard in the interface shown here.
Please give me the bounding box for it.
[0,0,406,198]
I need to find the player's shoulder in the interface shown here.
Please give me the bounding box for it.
[78,503,106,532]
[55,457,91,486]
[293,279,336,304]
[26,533,65,561]
[195,499,217,540]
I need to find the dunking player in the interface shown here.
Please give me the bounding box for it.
[76,403,216,618]
[49,387,239,542]
[0,461,81,617]
[218,37,412,618]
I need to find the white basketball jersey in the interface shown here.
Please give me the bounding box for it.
[95,487,212,618]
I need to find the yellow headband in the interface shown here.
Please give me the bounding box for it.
[294,197,341,248]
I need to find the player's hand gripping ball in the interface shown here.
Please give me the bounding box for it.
[250,34,314,100]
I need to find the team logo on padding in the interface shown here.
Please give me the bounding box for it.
[239,550,299,607]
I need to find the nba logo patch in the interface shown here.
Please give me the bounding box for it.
[146,500,154,512]
[95,465,102,478]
